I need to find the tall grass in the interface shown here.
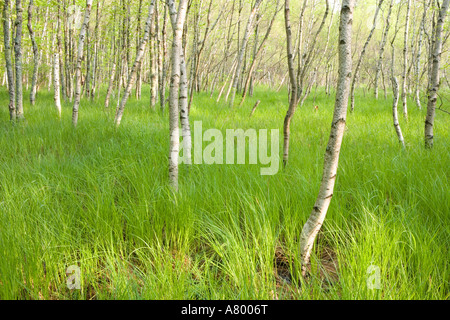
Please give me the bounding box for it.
[0,86,448,299]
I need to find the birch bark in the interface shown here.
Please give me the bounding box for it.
[300,0,354,277]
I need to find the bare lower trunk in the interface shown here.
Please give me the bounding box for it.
[300,0,354,277]
[350,0,383,112]
[375,0,393,100]
[425,0,449,148]
[53,53,62,118]
[27,0,39,106]
[72,0,93,127]
[229,0,263,107]
[3,0,15,121]
[114,0,156,126]
[401,0,411,120]
[168,0,189,191]
[15,0,24,120]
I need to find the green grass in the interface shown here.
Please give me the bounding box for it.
[0,85,448,300]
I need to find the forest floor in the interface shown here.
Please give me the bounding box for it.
[0,86,448,299]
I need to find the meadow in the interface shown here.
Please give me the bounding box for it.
[0,86,448,299]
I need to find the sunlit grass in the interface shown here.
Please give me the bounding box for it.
[0,86,448,299]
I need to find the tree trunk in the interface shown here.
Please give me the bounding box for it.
[375,0,394,100]
[27,0,39,106]
[114,0,156,126]
[53,53,62,118]
[3,0,15,121]
[168,0,188,191]
[425,0,449,148]
[72,0,93,127]
[350,0,383,112]
[401,0,411,120]
[229,0,263,107]
[283,0,298,167]
[14,0,24,120]
[300,0,354,277]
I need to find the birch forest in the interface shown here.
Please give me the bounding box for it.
[0,0,449,301]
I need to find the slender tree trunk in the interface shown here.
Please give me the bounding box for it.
[415,0,429,109]
[53,53,62,118]
[425,0,449,148]
[350,0,383,112]
[15,0,24,120]
[3,0,15,121]
[27,0,39,105]
[283,0,298,167]
[114,0,156,126]
[300,0,354,277]
[72,0,93,127]
[375,0,394,100]
[401,0,411,120]
[229,0,263,107]
[168,0,188,191]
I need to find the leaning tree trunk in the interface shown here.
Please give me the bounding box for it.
[425,0,449,148]
[300,0,354,277]
[282,0,298,167]
[3,0,15,121]
[72,0,93,127]
[401,0,411,120]
[14,0,24,120]
[168,0,188,191]
[229,0,263,107]
[350,0,383,112]
[374,0,394,100]
[53,53,62,118]
[114,0,156,126]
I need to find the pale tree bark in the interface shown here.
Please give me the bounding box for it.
[15,0,24,120]
[390,24,405,147]
[168,0,189,191]
[283,0,297,167]
[375,0,394,100]
[27,0,39,106]
[401,0,411,120]
[3,0,15,121]
[425,0,449,148]
[53,53,62,118]
[414,0,430,109]
[159,3,169,114]
[114,0,156,126]
[168,1,191,165]
[350,0,383,112]
[300,0,354,277]
[229,0,263,107]
[240,0,281,106]
[72,0,93,127]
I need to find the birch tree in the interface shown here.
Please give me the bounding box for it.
[3,0,15,121]
[401,0,411,120]
[14,0,24,120]
[114,0,156,127]
[299,0,354,277]
[27,0,39,106]
[374,0,394,100]
[350,0,383,112]
[168,0,189,191]
[425,0,449,148]
[229,0,263,107]
[72,0,93,127]
[53,53,62,118]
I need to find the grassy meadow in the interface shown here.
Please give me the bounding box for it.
[0,86,448,299]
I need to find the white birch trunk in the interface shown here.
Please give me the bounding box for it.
[114,0,156,126]
[300,0,354,277]
[53,52,61,118]
[425,0,449,148]
[72,0,93,127]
